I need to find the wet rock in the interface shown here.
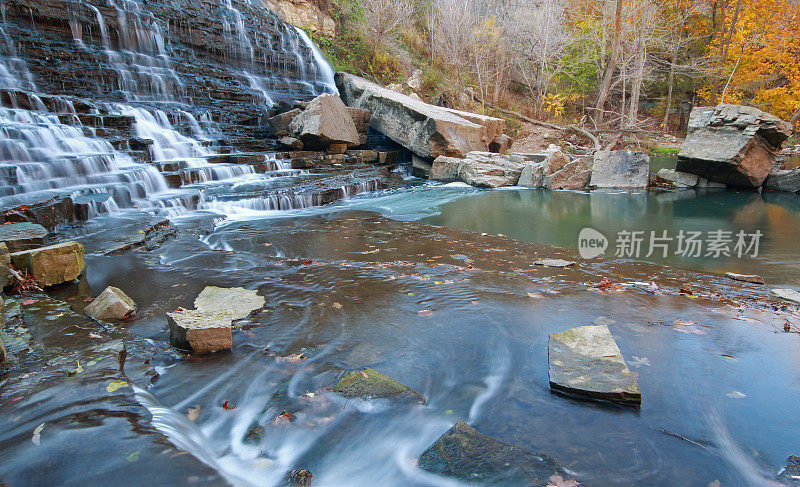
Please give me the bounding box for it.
[655,168,700,188]
[0,222,48,252]
[84,286,137,320]
[337,72,493,160]
[168,309,233,354]
[778,455,800,485]
[279,136,304,150]
[326,143,348,154]
[287,468,314,487]
[429,156,463,183]
[430,152,527,188]
[269,108,302,137]
[770,288,800,304]
[9,241,85,287]
[724,272,765,285]
[590,150,650,188]
[534,258,575,268]
[0,295,5,363]
[289,93,360,149]
[0,242,10,287]
[194,286,265,320]
[763,167,800,193]
[548,324,641,405]
[265,0,336,35]
[418,420,582,486]
[676,105,793,188]
[333,367,425,404]
[346,107,371,135]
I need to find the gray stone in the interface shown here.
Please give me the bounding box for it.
[0,222,48,252]
[548,324,641,405]
[778,455,800,485]
[83,286,137,320]
[268,108,302,137]
[0,242,10,287]
[429,156,464,183]
[764,168,800,193]
[419,420,582,486]
[518,151,591,190]
[0,295,5,363]
[457,152,527,188]
[289,93,360,148]
[9,241,85,287]
[489,134,512,154]
[406,69,423,90]
[346,107,371,134]
[590,150,650,188]
[168,309,233,354]
[676,105,792,188]
[656,168,699,188]
[518,160,548,188]
[770,288,800,304]
[279,136,304,150]
[194,286,265,320]
[534,258,575,268]
[337,72,497,160]
[333,367,425,404]
[724,272,765,285]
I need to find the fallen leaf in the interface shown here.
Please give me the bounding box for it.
[89,333,102,339]
[126,451,140,462]
[31,423,44,446]
[68,361,84,375]
[359,371,370,379]
[21,299,38,305]
[417,309,434,317]
[187,406,202,421]
[222,400,236,411]
[332,302,343,309]
[106,381,129,393]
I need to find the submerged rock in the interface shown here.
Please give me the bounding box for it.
[418,420,582,486]
[9,241,85,287]
[289,93,360,149]
[337,72,498,160]
[655,168,700,188]
[333,367,425,404]
[168,309,233,354]
[590,150,650,188]
[676,105,792,188]
[194,286,265,320]
[770,288,800,304]
[287,468,314,486]
[84,286,137,320]
[0,222,48,252]
[778,455,800,485]
[724,272,765,285]
[534,258,576,268]
[548,324,641,406]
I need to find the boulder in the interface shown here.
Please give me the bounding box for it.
[336,72,494,160]
[419,420,582,486]
[289,93,360,149]
[778,455,800,485]
[0,242,10,287]
[590,150,650,188]
[676,105,793,188]
[0,222,48,252]
[9,241,85,287]
[430,152,527,188]
[268,108,302,137]
[518,151,591,190]
[194,286,265,320]
[770,288,800,304]
[168,309,233,354]
[346,107,371,134]
[724,272,765,285]
[442,107,508,146]
[656,168,699,188]
[333,367,425,404]
[763,167,800,193]
[489,134,512,154]
[548,324,641,405]
[279,136,304,150]
[327,143,348,154]
[83,286,137,320]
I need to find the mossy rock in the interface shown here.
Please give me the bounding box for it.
[333,367,425,404]
[419,420,582,485]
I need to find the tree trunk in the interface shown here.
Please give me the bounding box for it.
[663,33,679,133]
[594,0,624,125]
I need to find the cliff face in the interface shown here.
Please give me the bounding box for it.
[0,0,334,134]
[263,0,336,35]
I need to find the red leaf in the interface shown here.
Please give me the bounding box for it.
[222,401,236,411]
[21,299,38,305]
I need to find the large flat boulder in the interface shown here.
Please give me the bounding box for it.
[0,222,48,252]
[430,152,527,188]
[590,150,650,188]
[336,72,496,160]
[548,324,641,405]
[676,105,792,188]
[9,241,85,287]
[333,367,425,404]
[84,286,136,320]
[289,93,360,149]
[167,309,233,354]
[419,420,582,486]
[194,286,265,320]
